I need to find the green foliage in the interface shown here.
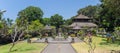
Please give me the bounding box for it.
[0,13,2,20]
[70,34,76,37]
[64,16,74,25]
[50,26,55,29]
[0,18,14,44]
[6,18,13,27]
[0,18,9,35]
[50,14,64,28]
[0,21,3,28]
[17,6,44,26]
[114,27,120,39]
[64,19,72,25]
[114,27,120,31]
[16,6,44,38]
[91,29,97,35]
[77,0,120,32]
[98,0,120,32]
[78,30,85,40]
[97,28,106,34]
[24,34,32,39]
[0,6,45,44]
[51,35,56,39]
[42,18,50,25]
[77,5,98,18]
[78,30,84,36]
[77,5,101,27]
[28,20,43,32]
[16,17,28,29]
[61,33,67,39]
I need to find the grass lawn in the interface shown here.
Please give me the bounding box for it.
[72,36,120,53]
[0,41,47,53]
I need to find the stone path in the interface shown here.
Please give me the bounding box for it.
[40,37,80,53]
[41,44,76,53]
[33,36,83,53]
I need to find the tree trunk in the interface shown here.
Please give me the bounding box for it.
[9,42,15,53]
[8,27,18,53]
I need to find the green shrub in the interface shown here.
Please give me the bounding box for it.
[70,34,76,37]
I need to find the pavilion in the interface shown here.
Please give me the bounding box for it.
[69,14,97,30]
[43,25,53,36]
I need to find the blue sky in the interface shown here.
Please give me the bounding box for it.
[0,0,100,21]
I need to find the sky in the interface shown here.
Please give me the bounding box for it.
[0,0,100,21]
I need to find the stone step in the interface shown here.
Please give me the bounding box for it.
[48,42,71,44]
[54,38,66,41]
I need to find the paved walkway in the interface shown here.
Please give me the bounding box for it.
[41,44,76,53]
[35,37,83,53]
[40,37,79,53]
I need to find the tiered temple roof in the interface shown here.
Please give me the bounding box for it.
[69,14,97,29]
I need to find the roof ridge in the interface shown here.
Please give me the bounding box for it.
[75,14,89,19]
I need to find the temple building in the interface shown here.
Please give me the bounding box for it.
[69,14,97,29]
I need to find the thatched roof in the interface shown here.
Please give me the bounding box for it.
[72,25,82,30]
[44,25,52,30]
[69,22,97,28]
[74,14,90,19]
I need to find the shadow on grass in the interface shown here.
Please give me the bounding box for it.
[100,39,120,45]
[99,42,109,45]
[115,40,120,45]
[102,39,107,41]
[11,48,35,52]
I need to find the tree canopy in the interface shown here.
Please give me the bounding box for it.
[77,0,120,32]
[98,0,120,32]
[17,6,44,24]
[64,16,75,25]
[50,14,64,28]
[77,5,98,18]
[28,20,43,32]
[42,18,50,25]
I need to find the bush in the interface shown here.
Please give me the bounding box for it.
[62,33,68,39]
[78,30,85,40]
[52,35,56,39]
[70,34,76,37]
[114,27,120,39]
